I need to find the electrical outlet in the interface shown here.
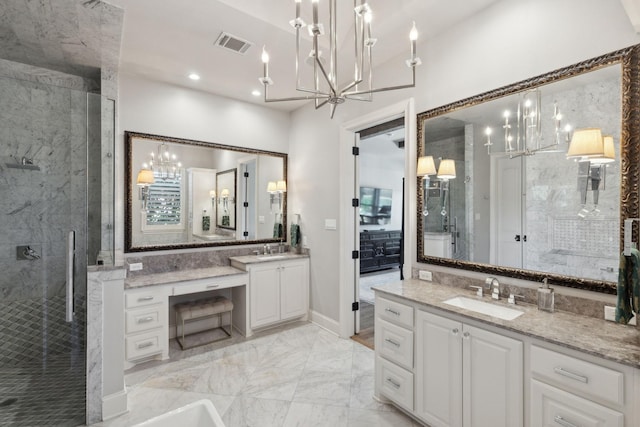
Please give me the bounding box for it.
[419,270,432,281]
[129,262,143,271]
[604,306,636,325]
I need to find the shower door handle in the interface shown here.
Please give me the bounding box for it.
[66,231,75,323]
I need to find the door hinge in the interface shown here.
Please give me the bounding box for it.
[352,198,359,207]
[352,146,359,156]
[352,250,359,259]
[352,301,359,311]
[243,202,249,207]
[244,172,249,178]
[243,231,249,237]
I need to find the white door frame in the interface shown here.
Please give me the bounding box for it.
[338,98,416,339]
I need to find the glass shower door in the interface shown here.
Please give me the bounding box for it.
[0,76,90,426]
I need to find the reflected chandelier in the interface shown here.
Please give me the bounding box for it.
[143,141,182,180]
[259,0,422,118]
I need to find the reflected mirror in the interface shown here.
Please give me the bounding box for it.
[126,131,287,252]
[417,46,640,293]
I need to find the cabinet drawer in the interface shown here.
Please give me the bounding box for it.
[376,319,413,370]
[530,380,623,427]
[376,296,413,329]
[125,330,163,361]
[126,306,163,334]
[125,290,162,309]
[530,346,624,407]
[377,356,414,411]
[172,276,246,296]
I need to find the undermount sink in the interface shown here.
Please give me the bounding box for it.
[256,254,287,260]
[443,296,524,321]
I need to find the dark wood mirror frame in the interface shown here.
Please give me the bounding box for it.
[416,45,640,294]
[125,131,288,253]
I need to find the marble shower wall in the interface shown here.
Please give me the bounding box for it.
[0,67,91,363]
[524,75,621,282]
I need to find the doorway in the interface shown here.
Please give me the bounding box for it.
[352,119,406,348]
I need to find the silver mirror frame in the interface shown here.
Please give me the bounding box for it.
[416,45,640,294]
[125,131,288,253]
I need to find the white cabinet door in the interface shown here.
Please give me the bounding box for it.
[463,324,523,427]
[415,310,463,427]
[279,260,308,320]
[249,264,280,328]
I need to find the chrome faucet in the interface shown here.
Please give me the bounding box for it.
[486,277,500,300]
[264,244,271,255]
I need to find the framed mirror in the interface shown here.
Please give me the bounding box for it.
[125,131,288,252]
[417,45,640,294]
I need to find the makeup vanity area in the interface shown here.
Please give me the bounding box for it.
[122,253,309,368]
[122,132,309,368]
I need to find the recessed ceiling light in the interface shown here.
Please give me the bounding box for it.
[251,90,261,97]
[188,73,200,81]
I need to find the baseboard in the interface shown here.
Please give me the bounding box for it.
[102,388,128,421]
[310,310,340,336]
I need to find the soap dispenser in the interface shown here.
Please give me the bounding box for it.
[537,278,554,312]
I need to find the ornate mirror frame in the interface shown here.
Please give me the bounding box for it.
[125,131,288,253]
[416,45,640,294]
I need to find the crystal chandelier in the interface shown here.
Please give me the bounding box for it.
[144,141,182,180]
[259,0,422,118]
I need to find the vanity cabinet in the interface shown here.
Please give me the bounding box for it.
[241,258,309,329]
[415,310,523,427]
[375,295,415,412]
[124,287,169,366]
[529,345,625,427]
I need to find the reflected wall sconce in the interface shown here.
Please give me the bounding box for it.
[219,188,232,212]
[136,168,155,211]
[209,189,216,208]
[436,159,456,217]
[568,128,616,215]
[417,156,436,216]
[267,180,287,212]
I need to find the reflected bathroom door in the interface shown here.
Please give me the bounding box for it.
[493,156,524,268]
[0,76,90,426]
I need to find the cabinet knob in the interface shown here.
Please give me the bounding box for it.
[463,332,470,339]
[451,328,459,335]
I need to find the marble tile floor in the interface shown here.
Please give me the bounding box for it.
[95,321,422,427]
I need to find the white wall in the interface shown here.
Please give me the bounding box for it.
[116,74,291,258]
[288,0,640,325]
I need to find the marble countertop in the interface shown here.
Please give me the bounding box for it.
[125,266,246,289]
[229,252,309,265]
[374,279,640,369]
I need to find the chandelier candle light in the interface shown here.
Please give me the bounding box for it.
[259,0,422,118]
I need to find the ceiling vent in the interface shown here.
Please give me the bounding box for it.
[393,139,405,149]
[215,32,252,55]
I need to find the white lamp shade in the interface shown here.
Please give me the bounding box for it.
[267,181,277,192]
[221,188,230,198]
[417,156,437,176]
[567,128,604,159]
[276,180,287,192]
[590,135,615,164]
[209,190,216,197]
[437,159,456,180]
[136,169,155,186]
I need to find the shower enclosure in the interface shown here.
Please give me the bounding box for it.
[0,74,109,426]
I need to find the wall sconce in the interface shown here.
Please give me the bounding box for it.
[568,129,616,216]
[209,189,216,206]
[136,168,155,211]
[417,156,437,216]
